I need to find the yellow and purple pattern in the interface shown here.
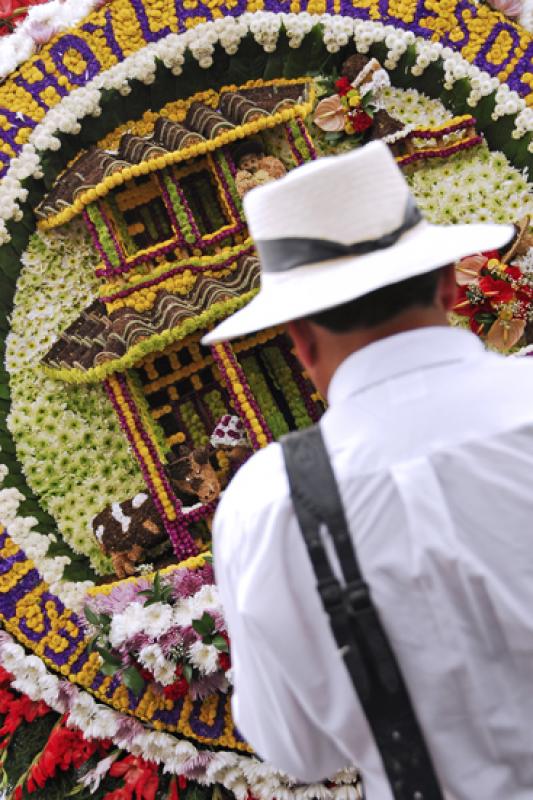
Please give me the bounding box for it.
[0,524,251,752]
[0,0,531,178]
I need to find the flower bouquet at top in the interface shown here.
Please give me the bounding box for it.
[82,564,231,700]
[313,76,376,141]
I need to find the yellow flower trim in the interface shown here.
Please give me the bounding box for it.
[231,324,284,354]
[412,113,474,134]
[144,352,215,395]
[211,341,270,448]
[116,174,161,213]
[86,551,210,596]
[42,289,258,385]
[124,370,168,462]
[106,260,238,314]
[167,430,187,447]
[38,85,315,231]
[100,239,253,298]
[396,133,483,163]
[106,373,177,518]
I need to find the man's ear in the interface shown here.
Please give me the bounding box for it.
[287,319,319,370]
[438,263,458,312]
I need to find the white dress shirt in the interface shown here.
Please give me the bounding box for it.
[214,326,533,800]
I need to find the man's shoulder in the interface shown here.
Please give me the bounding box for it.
[217,440,290,525]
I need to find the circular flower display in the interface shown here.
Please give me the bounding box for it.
[0,2,531,799]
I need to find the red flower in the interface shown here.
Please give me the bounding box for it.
[218,652,231,671]
[334,76,351,97]
[163,676,189,700]
[23,719,111,795]
[481,249,502,261]
[107,755,159,800]
[349,110,373,133]
[478,275,515,303]
[504,264,522,281]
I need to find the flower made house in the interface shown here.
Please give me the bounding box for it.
[37,78,324,576]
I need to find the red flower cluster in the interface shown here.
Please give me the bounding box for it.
[0,666,50,751]
[454,249,533,349]
[0,0,48,35]
[105,755,160,800]
[334,76,351,97]
[348,109,373,133]
[14,718,111,797]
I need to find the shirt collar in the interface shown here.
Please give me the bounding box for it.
[327,326,485,406]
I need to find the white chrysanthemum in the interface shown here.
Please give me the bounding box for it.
[138,643,176,686]
[0,641,25,673]
[172,599,195,628]
[67,691,98,730]
[188,640,220,675]
[162,740,200,773]
[190,584,220,615]
[140,601,174,638]
[140,731,177,762]
[109,603,146,647]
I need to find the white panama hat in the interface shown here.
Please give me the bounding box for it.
[202,141,513,345]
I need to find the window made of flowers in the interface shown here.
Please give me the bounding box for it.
[180,169,229,236]
[234,332,325,438]
[110,173,174,256]
[165,155,246,256]
[137,334,232,455]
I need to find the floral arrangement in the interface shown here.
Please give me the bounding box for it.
[454,239,533,350]
[313,76,376,142]
[83,565,232,700]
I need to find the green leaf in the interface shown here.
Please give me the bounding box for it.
[100,661,117,677]
[96,646,123,667]
[212,635,229,653]
[324,131,343,144]
[192,612,215,637]
[83,606,102,627]
[183,663,193,684]
[122,666,145,695]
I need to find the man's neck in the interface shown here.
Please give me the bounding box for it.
[312,307,449,397]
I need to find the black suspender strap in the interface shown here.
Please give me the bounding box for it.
[281,425,444,800]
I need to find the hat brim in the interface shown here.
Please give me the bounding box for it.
[202,220,514,345]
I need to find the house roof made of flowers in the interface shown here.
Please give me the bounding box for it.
[35,80,313,230]
[41,251,260,384]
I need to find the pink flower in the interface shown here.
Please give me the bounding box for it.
[26,18,58,45]
[455,254,488,286]
[487,0,522,18]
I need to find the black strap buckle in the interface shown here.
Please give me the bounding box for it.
[317,577,343,612]
[345,580,370,616]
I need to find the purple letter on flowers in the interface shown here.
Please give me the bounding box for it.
[83,8,124,61]
[50,35,101,86]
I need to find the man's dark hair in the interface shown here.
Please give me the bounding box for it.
[306,266,446,333]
